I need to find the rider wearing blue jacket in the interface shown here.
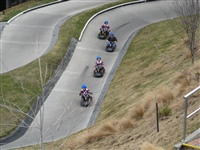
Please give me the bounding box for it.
[106,32,117,48]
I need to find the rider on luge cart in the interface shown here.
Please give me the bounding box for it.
[99,20,110,38]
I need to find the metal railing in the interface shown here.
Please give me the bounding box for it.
[183,85,200,142]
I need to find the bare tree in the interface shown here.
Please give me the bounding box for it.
[173,0,200,64]
[0,26,82,149]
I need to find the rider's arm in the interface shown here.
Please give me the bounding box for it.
[108,26,110,31]
[94,62,97,67]
[79,90,83,95]
[89,91,93,95]
[107,37,111,42]
[114,37,117,42]
[101,61,104,66]
[87,89,92,95]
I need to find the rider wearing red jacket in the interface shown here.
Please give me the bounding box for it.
[94,56,104,67]
[100,20,110,35]
[94,56,104,73]
[79,84,92,96]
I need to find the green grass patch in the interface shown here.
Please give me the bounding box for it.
[159,105,172,118]
[187,121,200,135]
[1,0,56,21]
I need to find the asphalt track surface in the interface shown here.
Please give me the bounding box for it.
[1,0,179,149]
[0,0,116,74]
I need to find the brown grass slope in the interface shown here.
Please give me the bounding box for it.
[19,18,200,150]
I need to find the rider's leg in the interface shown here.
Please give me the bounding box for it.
[112,43,116,48]
[106,42,110,48]
[94,68,97,73]
[100,67,103,73]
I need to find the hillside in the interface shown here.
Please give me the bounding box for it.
[51,18,200,150]
[2,1,199,150]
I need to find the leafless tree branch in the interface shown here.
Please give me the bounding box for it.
[173,0,200,64]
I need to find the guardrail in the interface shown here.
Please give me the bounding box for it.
[183,86,200,142]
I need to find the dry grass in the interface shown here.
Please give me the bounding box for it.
[100,121,118,134]
[83,121,118,144]
[118,118,135,131]
[174,73,191,87]
[176,84,187,97]
[60,117,136,149]
[77,119,135,144]
[141,92,155,112]
[156,88,174,105]
[128,105,144,120]
[141,142,165,150]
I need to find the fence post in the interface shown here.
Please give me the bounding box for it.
[155,93,159,132]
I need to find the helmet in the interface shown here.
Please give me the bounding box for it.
[82,84,87,89]
[96,56,101,60]
[104,20,108,24]
[110,32,114,36]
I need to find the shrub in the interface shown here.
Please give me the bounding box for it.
[128,105,144,120]
[159,105,172,118]
[119,118,135,131]
[141,142,165,150]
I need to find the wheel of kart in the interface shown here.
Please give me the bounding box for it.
[88,97,92,106]
[106,47,114,52]
[102,68,105,73]
[94,71,103,77]
[80,100,86,107]
[89,97,92,102]
[80,101,83,107]
[100,69,103,74]
[83,102,88,107]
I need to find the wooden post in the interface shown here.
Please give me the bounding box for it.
[155,93,159,132]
